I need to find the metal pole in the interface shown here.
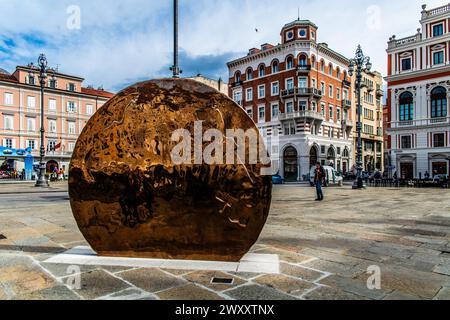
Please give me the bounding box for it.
[172,0,180,78]
[35,55,49,188]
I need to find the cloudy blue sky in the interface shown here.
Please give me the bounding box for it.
[0,0,446,92]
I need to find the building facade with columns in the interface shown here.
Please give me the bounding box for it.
[386,3,450,179]
[0,65,114,177]
[352,70,384,173]
[227,19,354,182]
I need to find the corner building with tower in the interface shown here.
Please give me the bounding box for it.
[227,19,354,182]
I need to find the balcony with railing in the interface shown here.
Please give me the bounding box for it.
[31,150,74,158]
[280,87,323,99]
[342,99,352,109]
[296,64,311,74]
[342,119,353,129]
[342,79,351,88]
[388,33,421,50]
[389,117,450,129]
[231,81,243,88]
[376,88,384,97]
[422,3,450,19]
[279,110,325,122]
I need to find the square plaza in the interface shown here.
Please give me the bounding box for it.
[0,182,449,300]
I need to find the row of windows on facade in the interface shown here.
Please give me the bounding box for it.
[266,122,349,139]
[2,116,79,135]
[2,138,75,152]
[26,76,77,92]
[362,141,383,152]
[363,92,376,105]
[398,87,448,121]
[234,55,348,82]
[401,50,446,72]
[2,93,94,114]
[363,108,383,122]
[362,124,383,136]
[398,23,447,72]
[281,124,349,138]
[233,79,349,105]
[244,100,349,123]
[399,133,447,149]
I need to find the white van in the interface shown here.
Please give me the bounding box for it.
[309,166,343,187]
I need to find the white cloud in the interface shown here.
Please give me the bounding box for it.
[0,0,448,91]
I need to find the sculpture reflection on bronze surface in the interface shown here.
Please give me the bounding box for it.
[69,79,272,262]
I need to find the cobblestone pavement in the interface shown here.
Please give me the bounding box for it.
[0,184,449,300]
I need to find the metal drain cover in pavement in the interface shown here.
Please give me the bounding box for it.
[211,277,234,285]
[0,234,6,240]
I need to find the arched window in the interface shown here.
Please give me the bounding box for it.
[311,55,316,68]
[320,60,325,72]
[336,67,341,79]
[431,86,447,118]
[298,55,307,66]
[272,60,279,73]
[328,64,333,76]
[399,92,414,121]
[309,146,318,167]
[259,64,265,77]
[286,56,294,69]
[246,68,253,81]
[343,148,349,158]
[327,147,336,160]
[235,71,241,83]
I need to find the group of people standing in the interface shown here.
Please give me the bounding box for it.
[50,167,66,181]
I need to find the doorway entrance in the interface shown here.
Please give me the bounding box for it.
[283,147,298,182]
[400,163,414,179]
[309,146,318,169]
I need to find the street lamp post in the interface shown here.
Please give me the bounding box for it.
[29,54,56,188]
[348,45,372,190]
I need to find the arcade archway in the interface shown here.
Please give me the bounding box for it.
[309,145,319,168]
[283,146,298,182]
[46,160,59,174]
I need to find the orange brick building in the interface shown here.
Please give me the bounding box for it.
[227,19,354,182]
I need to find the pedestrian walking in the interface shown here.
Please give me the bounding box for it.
[314,162,325,201]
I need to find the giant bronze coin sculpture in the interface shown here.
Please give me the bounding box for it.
[69,79,272,262]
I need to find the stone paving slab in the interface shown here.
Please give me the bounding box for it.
[98,288,157,300]
[157,284,224,300]
[118,269,187,293]
[224,284,298,300]
[253,274,316,297]
[433,287,450,300]
[302,286,367,300]
[12,285,80,300]
[72,269,130,299]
